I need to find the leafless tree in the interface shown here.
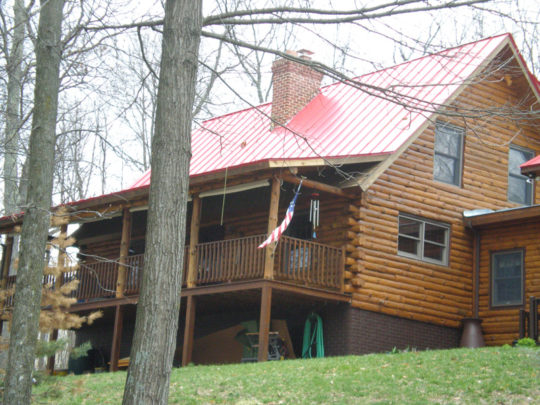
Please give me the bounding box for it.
[1,0,31,215]
[122,1,202,403]
[3,0,65,403]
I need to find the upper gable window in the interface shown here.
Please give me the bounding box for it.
[398,214,450,266]
[508,145,534,205]
[433,121,464,186]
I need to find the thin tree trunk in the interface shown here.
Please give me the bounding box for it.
[3,0,26,215]
[122,1,202,404]
[3,1,65,404]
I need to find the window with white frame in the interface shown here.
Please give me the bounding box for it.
[491,249,524,307]
[398,214,450,265]
[433,121,464,186]
[508,145,534,205]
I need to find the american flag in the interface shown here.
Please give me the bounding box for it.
[258,182,302,248]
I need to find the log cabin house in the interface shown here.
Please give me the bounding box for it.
[1,33,539,371]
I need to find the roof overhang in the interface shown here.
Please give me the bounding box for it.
[464,205,540,228]
[0,155,368,232]
[520,155,540,178]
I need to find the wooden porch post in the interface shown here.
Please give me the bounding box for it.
[57,224,68,285]
[0,236,14,290]
[181,296,196,366]
[46,329,58,374]
[187,195,201,288]
[109,305,124,372]
[257,285,272,362]
[0,236,14,336]
[263,177,281,279]
[116,208,132,298]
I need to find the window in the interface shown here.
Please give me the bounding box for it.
[508,145,534,205]
[434,121,464,186]
[398,214,450,265]
[491,250,524,307]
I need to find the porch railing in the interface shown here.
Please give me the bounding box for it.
[275,236,344,290]
[519,296,539,343]
[195,234,266,284]
[69,261,117,301]
[2,235,344,305]
[124,247,190,295]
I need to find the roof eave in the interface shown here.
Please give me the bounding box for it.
[465,205,540,228]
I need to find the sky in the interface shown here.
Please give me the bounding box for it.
[1,0,539,202]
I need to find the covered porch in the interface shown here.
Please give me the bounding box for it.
[0,170,355,370]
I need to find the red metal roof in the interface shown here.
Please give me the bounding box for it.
[132,34,516,189]
[520,155,540,175]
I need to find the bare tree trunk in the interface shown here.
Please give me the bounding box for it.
[3,0,26,215]
[3,1,65,404]
[122,1,202,404]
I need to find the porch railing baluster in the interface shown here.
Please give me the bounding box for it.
[1,234,344,307]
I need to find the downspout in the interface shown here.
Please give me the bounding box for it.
[473,229,480,319]
[460,228,485,347]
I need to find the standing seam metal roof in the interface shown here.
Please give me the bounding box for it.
[128,34,531,190]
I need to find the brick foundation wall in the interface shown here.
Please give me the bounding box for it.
[322,304,461,356]
[75,303,461,367]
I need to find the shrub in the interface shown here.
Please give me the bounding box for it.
[514,337,538,348]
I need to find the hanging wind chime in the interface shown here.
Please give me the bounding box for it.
[309,192,319,239]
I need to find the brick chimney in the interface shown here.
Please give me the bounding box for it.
[271,49,324,128]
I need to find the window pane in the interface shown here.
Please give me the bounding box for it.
[508,146,533,205]
[492,251,523,306]
[398,236,419,255]
[494,254,522,278]
[508,148,533,175]
[425,223,446,244]
[434,155,457,184]
[494,279,521,305]
[508,176,529,205]
[435,125,461,157]
[424,242,444,261]
[399,218,420,239]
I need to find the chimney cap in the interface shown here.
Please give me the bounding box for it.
[283,49,314,60]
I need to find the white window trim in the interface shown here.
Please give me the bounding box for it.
[397,214,450,266]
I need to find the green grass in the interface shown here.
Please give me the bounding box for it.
[32,347,539,404]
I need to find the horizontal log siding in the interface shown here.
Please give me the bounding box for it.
[478,219,540,346]
[350,71,540,328]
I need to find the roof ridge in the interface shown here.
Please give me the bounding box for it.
[318,33,512,93]
[198,34,513,116]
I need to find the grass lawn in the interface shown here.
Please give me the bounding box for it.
[32,346,539,404]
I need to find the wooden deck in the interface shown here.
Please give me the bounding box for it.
[2,235,344,306]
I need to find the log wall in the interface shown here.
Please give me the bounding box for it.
[348,62,540,329]
[478,218,540,345]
